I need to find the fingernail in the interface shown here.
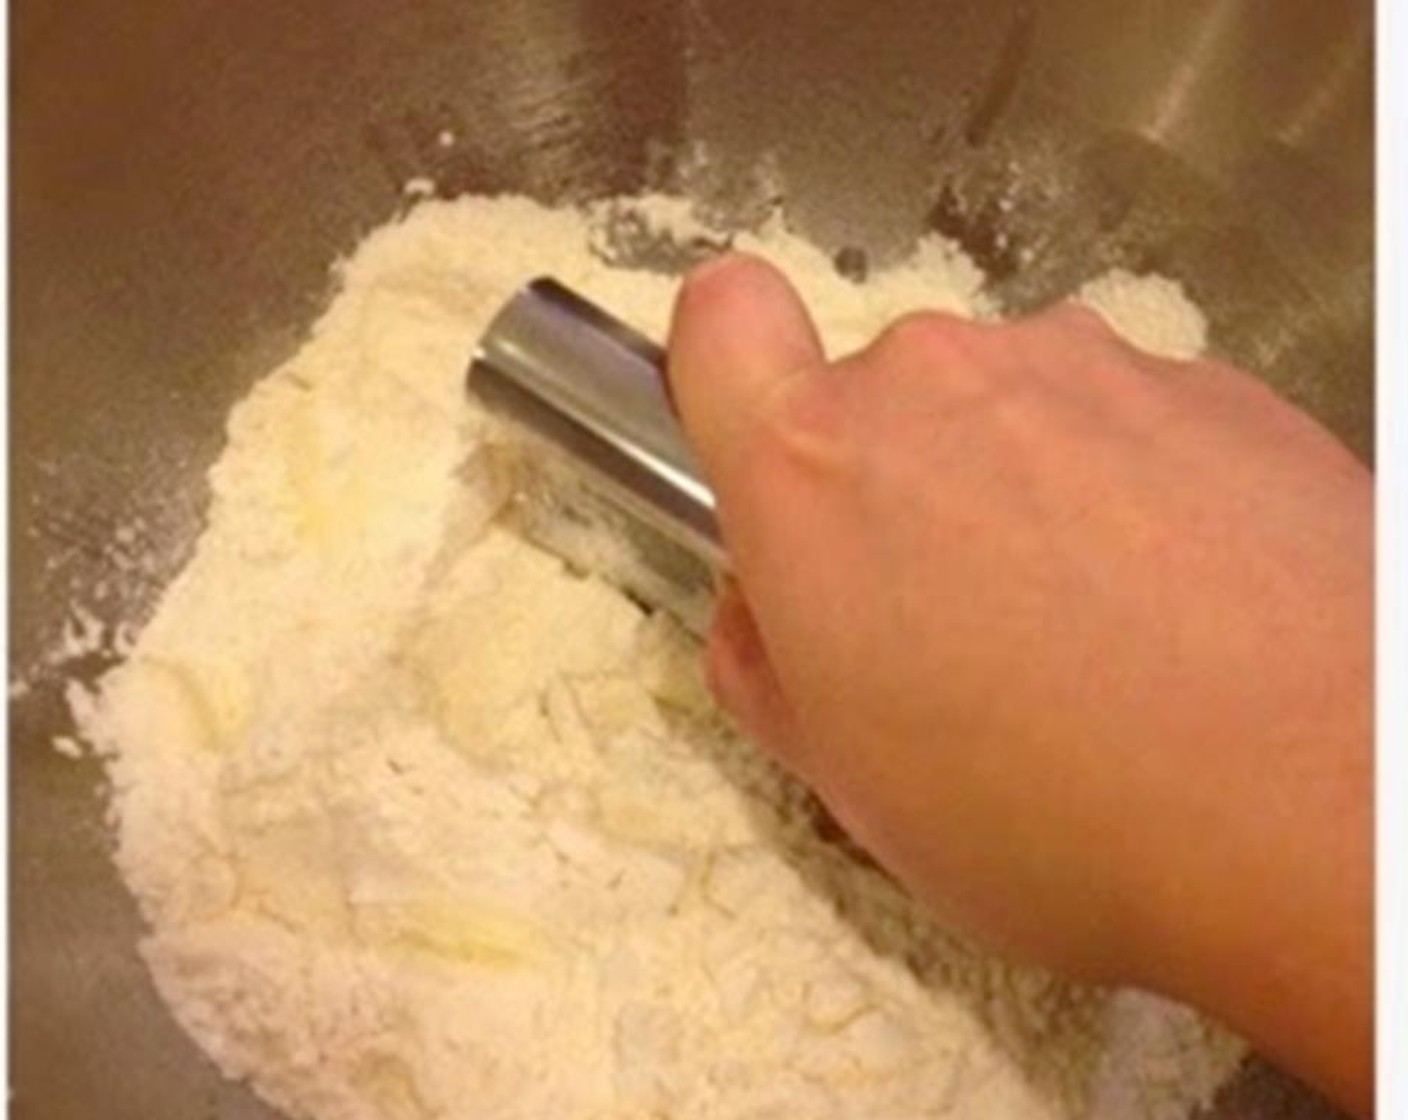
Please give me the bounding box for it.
[685,251,745,287]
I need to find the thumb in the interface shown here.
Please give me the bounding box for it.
[666,253,825,498]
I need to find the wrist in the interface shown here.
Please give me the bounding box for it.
[1116,727,1371,1115]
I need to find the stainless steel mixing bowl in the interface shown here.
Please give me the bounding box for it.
[12,2,1371,1117]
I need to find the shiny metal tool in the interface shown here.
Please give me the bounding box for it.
[469,278,724,634]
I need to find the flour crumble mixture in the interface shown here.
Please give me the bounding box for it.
[65,192,1238,1120]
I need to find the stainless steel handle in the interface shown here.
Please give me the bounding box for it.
[469,276,725,569]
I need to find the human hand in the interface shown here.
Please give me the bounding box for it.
[667,254,1372,1115]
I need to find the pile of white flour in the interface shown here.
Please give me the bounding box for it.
[68,193,1239,1120]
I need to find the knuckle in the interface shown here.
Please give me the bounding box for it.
[1014,302,1124,356]
[1054,301,1120,338]
[873,310,979,359]
[866,310,1007,401]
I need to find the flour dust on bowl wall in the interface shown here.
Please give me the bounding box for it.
[58,189,1237,1120]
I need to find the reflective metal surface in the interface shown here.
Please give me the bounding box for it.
[471,279,721,632]
[12,1,1370,1117]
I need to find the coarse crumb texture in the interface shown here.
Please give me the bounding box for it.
[70,193,1238,1120]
